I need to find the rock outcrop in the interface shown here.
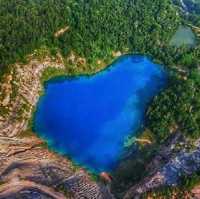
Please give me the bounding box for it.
[0,53,64,138]
[124,132,200,199]
[0,53,114,199]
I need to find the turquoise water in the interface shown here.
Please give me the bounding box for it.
[33,55,167,173]
[170,25,196,47]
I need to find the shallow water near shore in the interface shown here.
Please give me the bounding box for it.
[33,55,167,173]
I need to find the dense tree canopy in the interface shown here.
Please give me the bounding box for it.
[0,0,200,141]
[0,0,179,70]
[147,68,200,141]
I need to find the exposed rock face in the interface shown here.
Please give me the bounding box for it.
[54,26,69,38]
[63,172,113,199]
[0,54,64,138]
[0,54,114,199]
[112,51,122,58]
[123,133,200,199]
[191,185,200,199]
[0,144,113,199]
[173,0,200,14]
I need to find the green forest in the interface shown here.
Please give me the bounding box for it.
[0,0,178,70]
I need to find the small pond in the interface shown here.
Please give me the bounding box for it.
[170,25,196,47]
[33,55,167,173]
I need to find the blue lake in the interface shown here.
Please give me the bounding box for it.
[33,55,167,173]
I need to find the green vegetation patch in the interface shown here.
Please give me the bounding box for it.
[0,0,179,71]
[147,68,200,142]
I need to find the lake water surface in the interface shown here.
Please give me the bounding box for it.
[33,55,167,173]
[170,25,196,47]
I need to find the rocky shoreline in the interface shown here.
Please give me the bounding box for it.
[1,51,200,199]
[0,53,114,199]
[123,132,200,199]
[0,53,65,138]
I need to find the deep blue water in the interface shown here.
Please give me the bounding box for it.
[33,55,167,173]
